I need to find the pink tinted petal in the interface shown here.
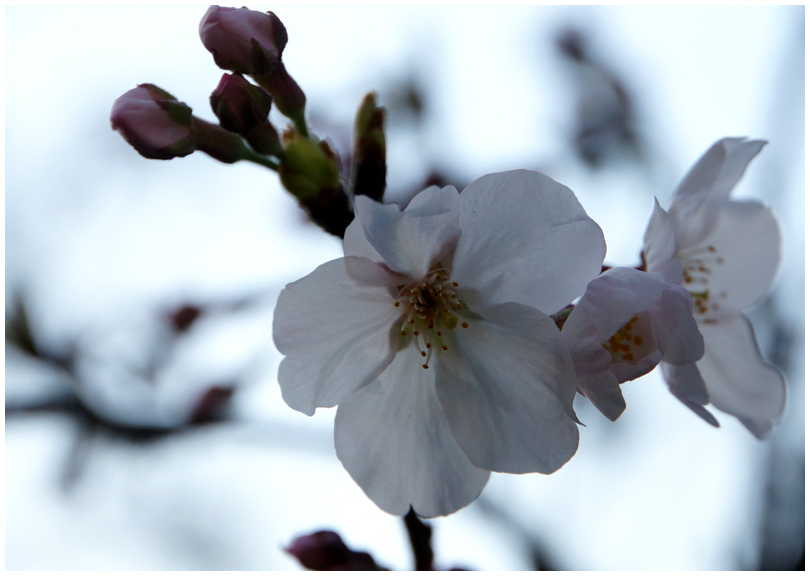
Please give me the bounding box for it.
[435,302,579,474]
[669,138,766,248]
[560,309,628,421]
[334,352,490,518]
[608,350,661,383]
[562,268,671,418]
[452,170,605,314]
[660,363,719,427]
[349,186,461,278]
[565,268,665,343]
[579,369,627,422]
[697,313,786,439]
[649,285,705,365]
[642,199,683,284]
[560,307,626,420]
[689,201,780,311]
[274,257,400,415]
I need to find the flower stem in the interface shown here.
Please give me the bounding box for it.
[242,148,279,171]
[403,508,433,571]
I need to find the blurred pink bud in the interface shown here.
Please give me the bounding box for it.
[110,84,194,160]
[199,5,288,75]
[210,73,271,134]
[285,530,381,571]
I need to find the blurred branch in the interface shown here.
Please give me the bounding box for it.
[5,290,269,491]
[554,26,643,169]
[403,508,434,571]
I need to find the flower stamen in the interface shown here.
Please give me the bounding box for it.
[603,314,655,366]
[394,268,468,367]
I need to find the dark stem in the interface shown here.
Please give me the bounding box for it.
[403,507,433,571]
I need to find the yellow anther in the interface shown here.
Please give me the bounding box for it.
[394,268,468,366]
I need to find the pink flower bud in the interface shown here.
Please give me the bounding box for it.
[285,531,381,571]
[199,6,288,75]
[210,73,272,134]
[110,84,194,160]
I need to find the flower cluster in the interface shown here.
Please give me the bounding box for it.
[111,6,786,519]
[275,141,785,517]
[642,138,785,437]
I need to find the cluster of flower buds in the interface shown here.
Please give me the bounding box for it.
[111,5,387,238]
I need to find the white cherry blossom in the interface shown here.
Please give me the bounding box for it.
[561,267,708,423]
[274,170,606,517]
[643,138,786,438]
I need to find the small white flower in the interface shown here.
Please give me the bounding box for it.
[561,267,707,423]
[274,170,606,517]
[643,138,786,437]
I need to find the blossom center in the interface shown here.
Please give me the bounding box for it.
[679,244,728,324]
[393,268,468,369]
[603,314,656,365]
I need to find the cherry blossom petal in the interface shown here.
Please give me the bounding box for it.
[342,210,383,264]
[661,362,719,427]
[345,186,461,278]
[608,352,661,385]
[562,267,701,421]
[435,302,579,474]
[579,369,627,422]
[669,138,766,248]
[696,313,786,439]
[565,268,665,342]
[452,170,605,314]
[642,199,683,284]
[334,351,490,518]
[650,285,705,365]
[693,200,780,311]
[274,257,400,415]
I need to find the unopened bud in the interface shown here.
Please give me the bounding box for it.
[279,133,353,237]
[210,73,271,133]
[199,6,287,75]
[110,84,194,160]
[210,73,282,155]
[285,531,383,571]
[279,133,341,200]
[352,92,387,201]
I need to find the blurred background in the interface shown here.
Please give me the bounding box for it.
[5,5,804,570]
